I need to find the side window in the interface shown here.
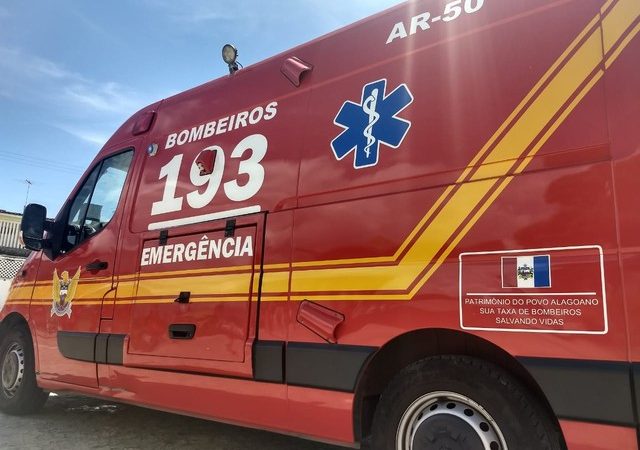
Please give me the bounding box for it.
[66,166,100,248]
[64,150,134,250]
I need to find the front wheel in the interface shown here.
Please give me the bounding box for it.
[369,355,563,450]
[0,327,48,415]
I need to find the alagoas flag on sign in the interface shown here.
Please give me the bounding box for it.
[502,255,551,288]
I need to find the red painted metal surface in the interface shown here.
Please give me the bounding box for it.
[296,301,345,343]
[2,0,640,447]
[560,420,639,450]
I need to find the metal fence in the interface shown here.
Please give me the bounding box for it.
[0,219,23,249]
[0,217,26,306]
[0,255,24,280]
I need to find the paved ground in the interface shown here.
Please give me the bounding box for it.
[0,394,345,450]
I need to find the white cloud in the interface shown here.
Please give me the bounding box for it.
[62,81,141,114]
[300,0,405,32]
[65,8,126,48]
[52,124,110,147]
[138,0,231,23]
[0,46,151,151]
[0,47,79,83]
[0,45,149,129]
[30,58,80,80]
[173,10,232,23]
[142,0,401,28]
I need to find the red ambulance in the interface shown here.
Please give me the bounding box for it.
[2,0,639,448]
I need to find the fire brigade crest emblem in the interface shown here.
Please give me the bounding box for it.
[517,263,534,282]
[51,267,81,318]
[331,78,413,169]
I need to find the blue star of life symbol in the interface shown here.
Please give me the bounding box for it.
[331,79,414,169]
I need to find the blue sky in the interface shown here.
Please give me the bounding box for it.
[0,0,403,216]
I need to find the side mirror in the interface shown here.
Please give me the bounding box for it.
[21,203,47,251]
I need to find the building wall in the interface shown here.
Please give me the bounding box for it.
[0,279,10,310]
[0,211,24,250]
[0,212,27,309]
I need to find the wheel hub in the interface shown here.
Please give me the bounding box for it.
[2,343,25,398]
[412,414,484,449]
[396,391,507,450]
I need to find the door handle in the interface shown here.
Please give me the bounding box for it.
[85,260,108,271]
[174,291,190,304]
[168,324,196,340]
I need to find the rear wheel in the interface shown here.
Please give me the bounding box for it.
[369,355,563,450]
[0,327,48,415]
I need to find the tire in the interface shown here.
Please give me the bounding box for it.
[369,355,563,450]
[0,326,48,415]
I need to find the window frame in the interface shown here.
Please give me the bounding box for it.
[59,147,135,255]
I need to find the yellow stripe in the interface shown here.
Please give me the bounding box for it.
[130,296,250,304]
[291,185,457,269]
[6,286,33,301]
[602,0,640,53]
[284,10,596,274]
[31,281,112,301]
[111,295,288,305]
[288,15,606,296]
[30,300,104,306]
[292,179,496,292]
[514,71,605,175]
[116,280,137,298]
[282,10,598,275]
[470,31,603,181]
[17,267,286,306]
[605,20,640,68]
[293,68,607,302]
[286,1,638,299]
[414,177,513,292]
[9,1,639,306]
[260,295,289,302]
[263,263,291,270]
[292,179,513,302]
[32,276,112,287]
[136,272,252,298]
[289,0,638,293]
[456,15,601,182]
[601,0,617,14]
[118,264,255,281]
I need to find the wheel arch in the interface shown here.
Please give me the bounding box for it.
[0,310,49,414]
[0,312,31,339]
[353,327,563,445]
[0,312,37,366]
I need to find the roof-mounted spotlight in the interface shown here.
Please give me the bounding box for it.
[222,44,241,74]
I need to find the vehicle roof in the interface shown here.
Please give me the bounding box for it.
[97,1,409,158]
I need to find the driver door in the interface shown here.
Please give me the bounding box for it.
[31,149,134,388]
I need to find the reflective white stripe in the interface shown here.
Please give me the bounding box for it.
[148,205,261,230]
[466,292,597,296]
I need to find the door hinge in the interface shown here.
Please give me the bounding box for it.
[225,219,236,237]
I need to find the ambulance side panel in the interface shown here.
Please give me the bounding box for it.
[29,141,139,389]
[14,0,640,447]
[608,0,640,389]
[294,0,615,354]
[291,0,632,436]
[110,49,316,379]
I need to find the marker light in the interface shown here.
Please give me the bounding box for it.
[222,44,237,65]
[222,44,240,74]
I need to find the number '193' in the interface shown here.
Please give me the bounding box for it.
[151,134,267,216]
